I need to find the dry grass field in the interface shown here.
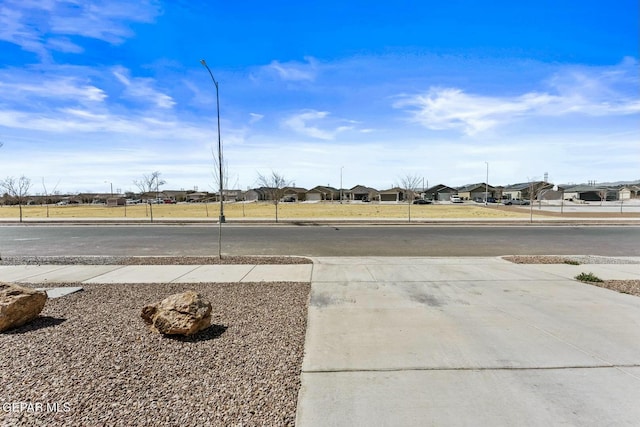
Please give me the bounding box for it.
[0,202,535,220]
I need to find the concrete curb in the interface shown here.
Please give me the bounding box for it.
[1,218,639,226]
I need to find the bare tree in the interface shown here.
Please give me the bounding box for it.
[133,171,166,222]
[598,188,608,206]
[41,177,61,218]
[257,171,291,223]
[211,146,230,194]
[1,176,32,222]
[400,173,422,222]
[133,171,166,197]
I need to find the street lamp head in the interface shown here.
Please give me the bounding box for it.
[200,59,207,66]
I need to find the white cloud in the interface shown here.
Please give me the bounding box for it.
[45,37,84,53]
[394,60,640,135]
[112,66,175,109]
[249,113,264,124]
[283,110,355,140]
[0,0,161,59]
[264,56,318,82]
[0,74,107,104]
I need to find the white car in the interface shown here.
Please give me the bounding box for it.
[450,196,463,203]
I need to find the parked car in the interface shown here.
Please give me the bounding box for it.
[413,199,432,205]
[450,196,463,203]
[503,199,530,205]
[474,197,498,203]
[163,199,176,204]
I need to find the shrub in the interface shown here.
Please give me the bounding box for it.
[575,272,603,283]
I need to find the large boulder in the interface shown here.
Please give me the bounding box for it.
[141,291,212,336]
[0,283,48,332]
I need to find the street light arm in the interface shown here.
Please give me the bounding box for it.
[200,59,219,88]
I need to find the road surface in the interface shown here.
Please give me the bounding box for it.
[1,225,638,257]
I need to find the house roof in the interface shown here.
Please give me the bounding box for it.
[284,186,308,193]
[307,185,339,193]
[457,183,496,192]
[379,187,406,193]
[349,184,378,193]
[563,185,609,192]
[502,182,533,191]
[425,184,457,193]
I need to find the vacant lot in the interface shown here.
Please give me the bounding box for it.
[2,202,637,221]
[0,202,534,220]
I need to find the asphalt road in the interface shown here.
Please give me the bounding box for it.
[1,225,638,257]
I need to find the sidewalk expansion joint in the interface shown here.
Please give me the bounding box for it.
[239,265,257,282]
[169,265,204,283]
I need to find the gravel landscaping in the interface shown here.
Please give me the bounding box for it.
[503,255,640,265]
[1,281,310,426]
[583,279,640,297]
[0,255,312,266]
[503,255,640,297]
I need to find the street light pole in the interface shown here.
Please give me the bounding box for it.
[104,181,113,197]
[485,162,489,205]
[200,59,225,224]
[340,166,343,204]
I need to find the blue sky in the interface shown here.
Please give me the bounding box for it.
[0,0,638,194]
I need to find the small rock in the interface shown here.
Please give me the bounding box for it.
[0,282,48,332]
[141,291,212,335]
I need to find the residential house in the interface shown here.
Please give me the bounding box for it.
[244,187,271,201]
[346,185,379,202]
[617,186,632,200]
[186,192,210,202]
[501,181,558,201]
[379,187,408,202]
[282,187,308,202]
[563,185,617,202]
[106,197,126,207]
[305,186,340,201]
[456,183,498,201]
[424,184,458,201]
[213,189,242,202]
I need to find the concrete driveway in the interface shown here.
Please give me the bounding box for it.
[296,257,640,426]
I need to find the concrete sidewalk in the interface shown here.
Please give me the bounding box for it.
[0,263,313,284]
[297,257,640,426]
[0,264,313,299]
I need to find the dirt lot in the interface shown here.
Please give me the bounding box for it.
[0,202,609,220]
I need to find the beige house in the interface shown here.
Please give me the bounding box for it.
[306,186,340,201]
[379,187,408,202]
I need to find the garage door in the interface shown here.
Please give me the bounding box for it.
[306,193,322,201]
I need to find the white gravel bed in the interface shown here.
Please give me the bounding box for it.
[1,281,310,426]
